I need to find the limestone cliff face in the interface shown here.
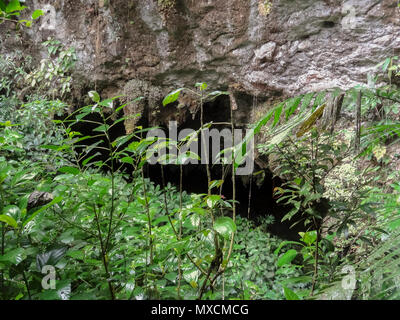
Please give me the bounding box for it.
[2,0,400,105]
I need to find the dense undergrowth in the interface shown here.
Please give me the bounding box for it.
[0,90,300,300]
[1,1,400,301]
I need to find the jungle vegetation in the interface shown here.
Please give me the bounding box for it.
[0,1,400,301]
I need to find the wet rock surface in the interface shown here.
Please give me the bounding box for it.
[1,0,399,112]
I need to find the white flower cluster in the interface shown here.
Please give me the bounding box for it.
[323,158,363,202]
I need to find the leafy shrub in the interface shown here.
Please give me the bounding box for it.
[224,216,303,300]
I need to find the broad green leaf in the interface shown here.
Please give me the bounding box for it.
[283,286,300,300]
[3,205,20,221]
[166,240,189,253]
[66,250,85,261]
[88,91,100,103]
[165,272,178,282]
[98,98,114,108]
[32,9,44,19]
[277,249,297,267]
[40,144,63,151]
[206,195,221,208]
[214,217,236,239]
[58,166,80,175]
[137,196,150,207]
[93,124,109,132]
[299,230,317,246]
[120,157,134,165]
[39,280,71,300]
[0,214,18,228]
[176,151,200,164]
[20,19,31,27]
[162,88,184,106]
[389,218,400,230]
[6,0,25,13]
[0,248,26,265]
[82,152,101,166]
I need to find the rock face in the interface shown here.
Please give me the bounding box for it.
[2,0,400,106]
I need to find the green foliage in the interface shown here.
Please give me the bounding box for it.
[0,0,43,28]
[344,181,400,299]
[355,230,400,300]
[0,39,76,101]
[223,217,303,300]
[0,21,400,301]
[0,98,67,165]
[0,52,32,98]
[251,54,400,297]
[25,39,77,99]
[0,89,246,300]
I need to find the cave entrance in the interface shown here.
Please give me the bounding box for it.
[68,94,307,240]
[146,162,305,240]
[142,94,305,240]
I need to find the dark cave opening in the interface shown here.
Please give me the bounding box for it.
[65,94,309,241]
[145,162,307,241]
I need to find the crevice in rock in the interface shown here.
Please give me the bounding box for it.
[321,21,335,28]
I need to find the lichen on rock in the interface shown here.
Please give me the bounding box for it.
[258,0,272,16]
